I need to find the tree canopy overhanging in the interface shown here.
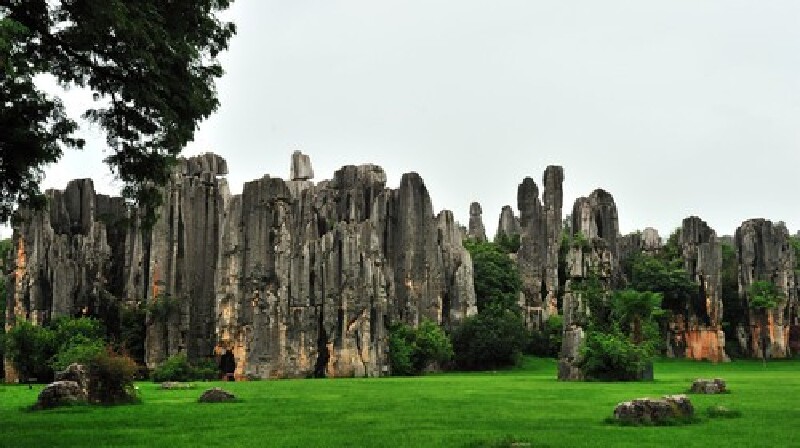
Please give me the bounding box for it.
[0,0,236,225]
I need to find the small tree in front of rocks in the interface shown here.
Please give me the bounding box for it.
[747,280,783,366]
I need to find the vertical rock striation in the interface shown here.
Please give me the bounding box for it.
[735,219,798,358]
[514,166,564,328]
[467,202,487,242]
[6,153,477,379]
[669,216,727,362]
[558,189,619,380]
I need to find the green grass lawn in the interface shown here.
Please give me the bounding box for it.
[0,358,798,447]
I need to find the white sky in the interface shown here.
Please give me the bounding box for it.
[7,1,800,240]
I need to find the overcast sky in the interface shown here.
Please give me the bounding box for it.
[12,0,800,240]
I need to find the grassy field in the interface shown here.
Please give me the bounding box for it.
[0,358,797,447]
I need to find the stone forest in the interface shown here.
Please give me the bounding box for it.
[3,151,799,382]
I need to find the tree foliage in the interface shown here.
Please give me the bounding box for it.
[451,308,528,371]
[463,240,521,312]
[388,319,453,376]
[574,273,662,381]
[0,1,235,225]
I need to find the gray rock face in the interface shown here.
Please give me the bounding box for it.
[290,150,314,181]
[54,363,89,393]
[690,378,727,394]
[34,381,87,409]
[735,219,798,358]
[467,202,487,242]
[495,205,520,240]
[668,216,727,362]
[558,189,618,381]
[144,153,229,368]
[515,166,564,328]
[8,153,476,380]
[613,395,694,424]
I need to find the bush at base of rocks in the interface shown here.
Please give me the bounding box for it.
[611,394,695,426]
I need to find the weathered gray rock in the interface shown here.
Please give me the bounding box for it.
[198,387,235,403]
[54,363,88,393]
[735,219,798,358]
[290,150,314,181]
[667,216,728,362]
[495,205,520,240]
[34,381,87,409]
[620,227,662,260]
[690,378,727,394]
[558,189,618,381]
[613,395,694,424]
[161,381,195,390]
[467,202,487,242]
[515,166,564,328]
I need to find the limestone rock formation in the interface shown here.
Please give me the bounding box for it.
[6,153,477,380]
[735,219,798,358]
[495,205,520,240]
[618,227,662,264]
[558,189,618,381]
[467,202,487,242]
[690,378,727,394]
[669,216,727,362]
[613,395,694,424]
[515,166,563,328]
[54,363,89,393]
[34,381,87,410]
[290,150,314,181]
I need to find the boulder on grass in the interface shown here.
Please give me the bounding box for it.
[691,378,727,394]
[161,381,195,390]
[198,387,236,403]
[34,381,88,410]
[613,394,694,424]
[54,363,89,393]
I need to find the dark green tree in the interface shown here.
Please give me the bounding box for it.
[451,308,528,370]
[463,240,521,312]
[0,1,236,225]
[388,319,453,376]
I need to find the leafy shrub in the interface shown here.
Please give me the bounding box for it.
[4,320,57,382]
[192,358,222,381]
[578,329,653,381]
[50,335,106,371]
[451,308,528,370]
[151,353,221,382]
[528,314,563,357]
[87,348,139,405]
[152,353,195,382]
[147,294,182,323]
[388,319,453,376]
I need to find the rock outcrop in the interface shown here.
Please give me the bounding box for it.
[668,216,727,362]
[558,189,618,381]
[495,205,520,240]
[619,227,662,261]
[467,202,487,242]
[613,395,694,424]
[6,153,477,379]
[34,381,87,410]
[515,166,563,328]
[690,378,727,394]
[735,219,798,358]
